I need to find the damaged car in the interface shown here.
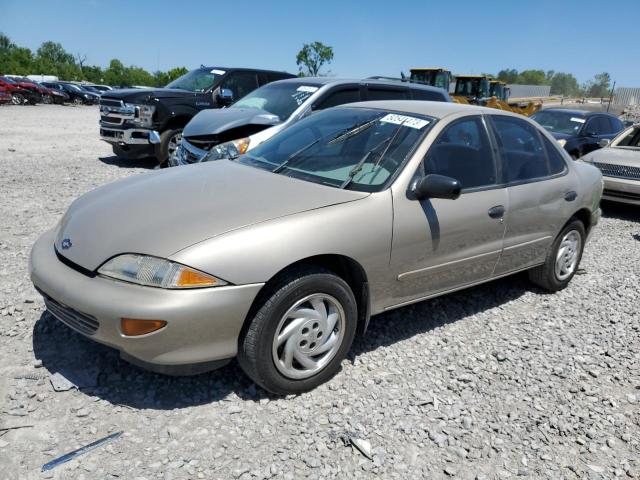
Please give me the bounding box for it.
[170,77,451,166]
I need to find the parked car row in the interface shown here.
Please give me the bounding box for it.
[0,75,104,105]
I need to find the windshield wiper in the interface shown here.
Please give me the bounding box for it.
[328,117,381,145]
[271,138,321,173]
[339,120,406,189]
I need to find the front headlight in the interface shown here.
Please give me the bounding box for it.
[202,137,250,162]
[557,139,567,148]
[131,104,156,127]
[98,254,227,289]
[83,94,91,99]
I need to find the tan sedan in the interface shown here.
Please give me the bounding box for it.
[30,101,603,394]
[582,124,640,205]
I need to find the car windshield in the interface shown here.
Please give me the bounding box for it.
[165,68,222,92]
[232,82,319,121]
[531,111,586,135]
[613,126,640,148]
[1,77,16,84]
[237,107,434,192]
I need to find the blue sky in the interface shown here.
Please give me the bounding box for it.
[1,0,638,86]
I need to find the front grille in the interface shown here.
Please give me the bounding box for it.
[100,98,124,108]
[592,161,640,180]
[38,289,99,336]
[101,116,123,125]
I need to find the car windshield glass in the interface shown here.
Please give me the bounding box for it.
[613,127,640,148]
[237,107,434,192]
[165,68,221,92]
[1,77,16,84]
[232,82,319,121]
[531,111,586,135]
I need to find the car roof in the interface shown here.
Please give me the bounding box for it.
[200,67,295,76]
[539,108,615,118]
[341,100,495,119]
[272,77,447,94]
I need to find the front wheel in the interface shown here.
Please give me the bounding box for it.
[238,267,357,395]
[154,128,183,168]
[529,219,586,292]
[11,93,24,105]
[73,97,83,106]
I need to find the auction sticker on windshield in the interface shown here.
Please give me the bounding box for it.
[211,69,226,75]
[570,117,586,123]
[380,113,430,130]
[297,86,319,93]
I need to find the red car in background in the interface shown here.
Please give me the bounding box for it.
[0,86,12,104]
[0,76,41,104]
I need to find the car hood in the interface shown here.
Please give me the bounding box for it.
[55,161,368,271]
[550,132,576,141]
[183,108,281,138]
[102,88,196,103]
[583,147,640,167]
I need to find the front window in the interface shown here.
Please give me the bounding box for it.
[232,82,319,120]
[165,68,223,92]
[530,111,586,135]
[237,107,434,192]
[612,126,640,148]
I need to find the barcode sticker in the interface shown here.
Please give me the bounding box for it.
[380,113,430,129]
[297,85,319,93]
[570,117,586,123]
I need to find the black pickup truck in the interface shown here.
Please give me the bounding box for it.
[99,67,295,165]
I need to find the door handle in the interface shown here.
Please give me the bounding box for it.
[564,191,577,202]
[488,205,505,219]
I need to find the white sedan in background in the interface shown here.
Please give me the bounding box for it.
[582,124,640,205]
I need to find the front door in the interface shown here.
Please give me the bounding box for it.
[389,115,507,307]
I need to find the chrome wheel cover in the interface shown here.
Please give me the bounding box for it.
[168,131,182,157]
[272,293,345,380]
[555,230,581,281]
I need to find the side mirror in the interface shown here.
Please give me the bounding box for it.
[217,88,234,106]
[598,138,610,148]
[411,174,461,201]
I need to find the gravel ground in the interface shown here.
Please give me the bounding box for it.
[0,105,639,479]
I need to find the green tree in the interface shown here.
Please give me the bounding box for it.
[296,41,334,76]
[584,72,611,98]
[497,68,519,84]
[549,72,580,96]
[517,69,548,85]
[103,59,126,86]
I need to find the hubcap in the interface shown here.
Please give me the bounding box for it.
[555,230,581,281]
[272,294,345,380]
[168,132,182,157]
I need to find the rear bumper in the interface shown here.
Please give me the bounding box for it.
[602,176,640,205]
[29,229,264,371]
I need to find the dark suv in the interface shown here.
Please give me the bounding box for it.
[531,109,624,159]
[98,67,295,166]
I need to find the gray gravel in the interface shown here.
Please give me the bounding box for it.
[1,104,639,479]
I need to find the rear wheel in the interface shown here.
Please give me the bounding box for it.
[529,219,585,292]
[73,97,83,106]
[11,93,24,105]
[238,267,357,395]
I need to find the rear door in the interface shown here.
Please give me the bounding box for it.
[487,114,573,275]
[389,115,507,305]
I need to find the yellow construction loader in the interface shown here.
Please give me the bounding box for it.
[409,68,542,116]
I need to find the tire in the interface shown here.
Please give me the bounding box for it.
[155,128,183,168]
[73,97,82,106]
[11,93,24,105]
[238,266,358,395]
[528,219,586,292]
[43,95,52,104]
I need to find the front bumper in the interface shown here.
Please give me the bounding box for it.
[100,126,157,145]
[29,229,264,371]
[169,139,209,167]
[602,176,640,205]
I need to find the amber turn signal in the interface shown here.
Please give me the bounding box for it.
[175,268,219,287]
[121,318,167,336]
